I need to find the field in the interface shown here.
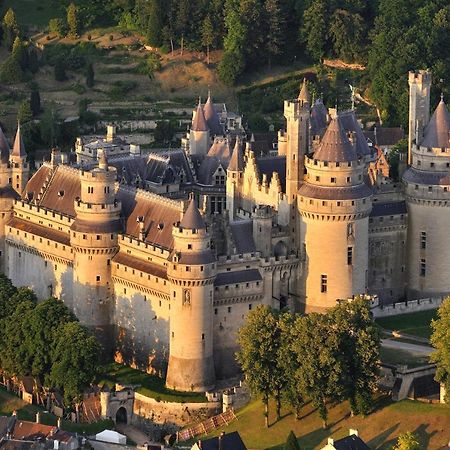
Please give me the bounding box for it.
[196,397,450,450]
[0,387,113,435]
[375,310,437,339]
[98,362,207,403]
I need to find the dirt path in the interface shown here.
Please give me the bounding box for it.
[116,423,151,446]
[381,339,433,355]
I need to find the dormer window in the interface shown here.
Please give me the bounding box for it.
[58,190,64,197]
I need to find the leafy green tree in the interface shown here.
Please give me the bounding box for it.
[86,62,94,87]
[301,0,328,61]
[236,306,283,427]
[175,0,190,55]
[387,139,408,180]
[154,120,175,144]
[17,100,33,124]
[49,322,101,408]
[67,3,80,37]
[431,296,450,403]
[0,274,18,320]
[28,48,39,74]
[49,18,67,37]
[331,297,380,416]
[218,50,244,86]
[2,8,19,49]
[201,15,214,64]
[12,37,28,71]
[264,0,285,68]
[284,431,301,450]
[392,432,421,450]
[146,0,163,47]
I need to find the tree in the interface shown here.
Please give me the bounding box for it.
[301,0,328,61]
[28,48,39,74]
[30,88,41,117]
[67,3,80,37]
[393,432,421,450]
[48,322,101,408]
[201,15,214,65]
[284,431,300,450]
[2,8,19,49]
[175,0,190,56]
[17,100,33,124]
[12,37,28,71]
[86,62,94,87]
[387,139,408,180]
[431,296,450,403]
[236,306,283,427]
[331,297,380,416]
[146,0,163,47]
[218,50,244,86]
[154,120,175,144]
[264,0,285,68]
[0,274,19,320]
[48,18,67,37]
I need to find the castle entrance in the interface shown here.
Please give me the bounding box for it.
[116,407,128,424]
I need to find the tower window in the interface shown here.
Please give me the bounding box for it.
[428,186,433,192]
[321,275,327,293]
[420,231,426,249]
[87,186,94,194]
[315,176,320,182]
[188,244,192,249]
[331,177,336,183]
[96,275,101,282]
[346,177,351,183]
[347,247,353,265]
[420,259,426,277]
[202,333,205,340]
[227,306,232,313]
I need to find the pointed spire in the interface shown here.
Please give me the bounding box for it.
[11,122,26,159]
[298,78,310,104]
[313,116,357,162]
[250,133,256,143]
[98,149,108,170]
[0,126,10,164]
[180,198,206,230]
[228,136,244,172]
[192,99,209,132]
[421,97,450,149]
[203,91,223,135]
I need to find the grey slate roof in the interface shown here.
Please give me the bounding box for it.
[332,435,370,450]
[192,101,209,132]
[313,117,357,162]
[403,167,450,185]
[197,137,231,185]
[215,269,262,286]
[298,183,373,200]
[203,94,224,136]
[255,156,286,192]
[228,137,244,172]
[0,126,10,164]
[11,124,26,159]
[310,99,328,137]
[371,201,407,217]
[298,79,310,103]
[230,220,256,254]
[197,432,247,450]
[363,127,404,147]
[180,198,206,229]
[339,111,373,157]
[421,99,450,149]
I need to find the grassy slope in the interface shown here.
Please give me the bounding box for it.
[2,0,64,28]
[0,388,113,434]
[375,309,437,339]
[198,397,450,450]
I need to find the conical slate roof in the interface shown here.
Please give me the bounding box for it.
[298,79,310,103]
[421,98,450,149]
[203,93,223,136]
[228,137,243,172]
[192,100,209,132]
[313,117,357,162]
[180,198,206,229]
[11,123,26,159]
[0,126,10,164]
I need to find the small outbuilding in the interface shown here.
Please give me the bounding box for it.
[95,429,127,445]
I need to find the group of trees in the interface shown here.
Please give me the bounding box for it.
[237,297,381,428]
[0,275,101,409]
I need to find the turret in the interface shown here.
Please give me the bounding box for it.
[252,205,273,257]
[408,70,431,165]
[189,99,210,156]
[203,92,224,136]
[298,116,372,311]
[284,79,310,249]
[166,198,217,391]
[70,150,121,354]
[10,123,29,194]
[226,137,244,221]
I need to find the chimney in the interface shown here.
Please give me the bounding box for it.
[57,417,62,429]
[106,124,116,143]
[36,412,41,423]
[327,437,334,445]
[349,429,358,437]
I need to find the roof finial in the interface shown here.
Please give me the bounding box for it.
[441,92,444,102]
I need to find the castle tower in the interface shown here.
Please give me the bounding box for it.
[166,199,217,391]
[203,92,224,136]
[298,116,372,311]
[0,126,17,273]
[189,99,211,156]
[403,95,450,299]
[70,150,121,353]
[10,123,29,194]
[408,70,431,165]
[226,137,244,221]
[284,79,310,248]
[252,205,273,257]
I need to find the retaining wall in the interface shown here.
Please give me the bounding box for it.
[371,297,444,318]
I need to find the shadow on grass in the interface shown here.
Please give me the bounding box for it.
[367,422,400,449]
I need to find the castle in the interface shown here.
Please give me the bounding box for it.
[0,70,448,392]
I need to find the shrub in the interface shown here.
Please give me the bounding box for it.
[218,51,245,86]
[49,18,67,37]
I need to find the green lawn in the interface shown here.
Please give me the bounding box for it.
[0,387,113,434]
[375,309,437,339]
[193,397,450,449]
[2,0,65,29]
[98,362,207,403]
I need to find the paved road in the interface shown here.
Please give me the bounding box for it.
[381,339,433,355]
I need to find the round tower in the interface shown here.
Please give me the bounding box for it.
[70,151,121,354]
[403,96,450,299]
[0,127,18,273]
[252,205,273,258]
[298,116,372,311]
[166,199,217,392]
[189,99,211,156]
